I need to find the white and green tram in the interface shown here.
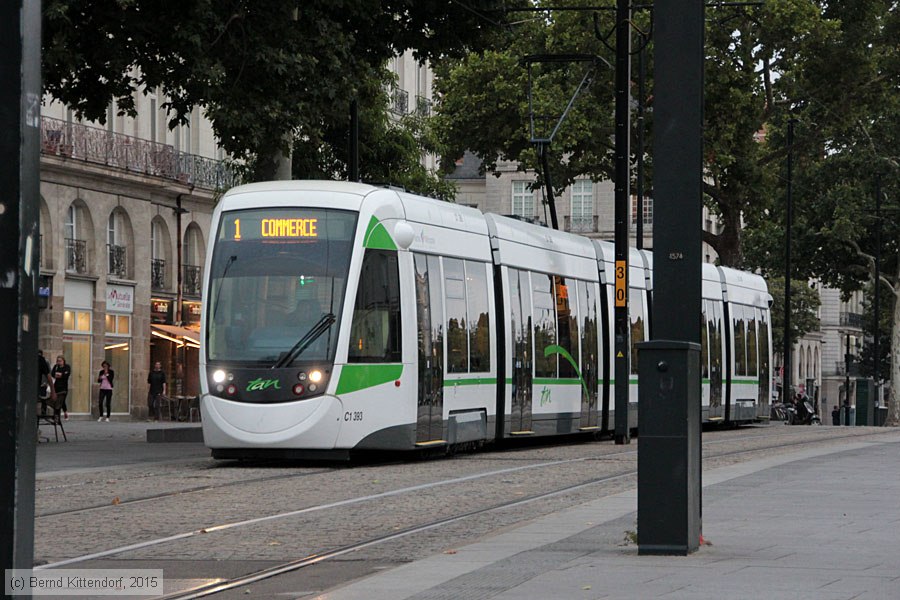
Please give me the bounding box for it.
[201,181,772,459]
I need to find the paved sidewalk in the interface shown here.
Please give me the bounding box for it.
[36,418,208,476]
[317,431,900,600]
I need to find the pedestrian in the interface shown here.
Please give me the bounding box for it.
[50,354,71,421]
[831,404,841,426]
[37,350,56,416]
[147,361,167,421]
[97,360,115,422]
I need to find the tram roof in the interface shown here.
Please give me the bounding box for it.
[223,180,382,198]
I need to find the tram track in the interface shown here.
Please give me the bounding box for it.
[34,426,868,520]
[154,427,892,599]
[35,427,884,581]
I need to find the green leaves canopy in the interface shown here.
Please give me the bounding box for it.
[42,0,524,182]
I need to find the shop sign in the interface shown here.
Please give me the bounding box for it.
[106,284,134,313]
[183,301,203,325]
[151,298,173,324]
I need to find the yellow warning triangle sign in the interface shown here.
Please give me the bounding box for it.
[616,351,624,358]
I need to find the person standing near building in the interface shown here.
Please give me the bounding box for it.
[147,361,167,421]
[97,360,115,422]
[50,354,71,421]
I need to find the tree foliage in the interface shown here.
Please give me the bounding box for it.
[432,2,834,267]
[766,277,822,352]
[42,0,524,184]
[743,1,900,425]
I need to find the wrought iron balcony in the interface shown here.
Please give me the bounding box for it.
[66,238,87,274]
[41,116,240,191]
[415,95,432,116]
[839,312,864,328]
[151,259,167,290]
[107,244,127,278]
[390,89,409,115]
[183,264,202,297]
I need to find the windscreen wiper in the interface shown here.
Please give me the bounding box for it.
[272,312,336,369]
[211,255,237,322]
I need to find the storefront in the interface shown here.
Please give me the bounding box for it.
[150,298,202,398]
[104,284,133,415]
[62,280,94,415]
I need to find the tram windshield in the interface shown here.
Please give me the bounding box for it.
[206,208,358,364]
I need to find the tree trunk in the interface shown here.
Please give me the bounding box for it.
[712,208,744,267]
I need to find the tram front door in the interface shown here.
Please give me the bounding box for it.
[414,254,444,444]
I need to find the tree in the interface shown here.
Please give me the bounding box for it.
[432,2,831,266]
[766,277,822,355]
[42,0,524,182]
[763,2,900,425]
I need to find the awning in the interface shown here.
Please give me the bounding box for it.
[151,324,201,347]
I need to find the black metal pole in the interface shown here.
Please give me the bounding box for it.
[783,119,794,402]
[636,42,646,251]
[540,143,560,230]
[845,333,851,425]
[873,175,881,407]
[613,0,632,444]
[349,98,359,182]
[637,0,704,556]
[1,0,40,575]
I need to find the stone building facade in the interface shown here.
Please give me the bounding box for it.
[37,96,234,419]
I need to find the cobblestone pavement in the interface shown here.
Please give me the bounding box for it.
[33,422,893,598]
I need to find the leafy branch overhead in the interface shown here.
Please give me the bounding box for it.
[42,0,527,182]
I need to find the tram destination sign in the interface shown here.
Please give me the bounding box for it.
[222,212,321,242]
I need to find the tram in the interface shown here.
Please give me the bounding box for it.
[200,181,772,459]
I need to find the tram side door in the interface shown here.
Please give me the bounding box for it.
[578,281,599,429]
[508,269,533,435]
[709,300,724,415]
[414,254,445,443]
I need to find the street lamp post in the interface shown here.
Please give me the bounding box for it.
[783,119,795,403]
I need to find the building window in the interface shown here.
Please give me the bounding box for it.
[631,196,653,227]
[570,180,593,232]
[107,210,128,278]
[151,219,168,290]
[511,181,534,219]
[65,204,87,274]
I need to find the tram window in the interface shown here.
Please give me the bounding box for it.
[577,280,598,385]
[554,276,578,378]
[532,273,557,378]
[747,307,758,376]
[759,311,770,403]
[733,305,747,377]
[466,261,491,373]
[629,290,645,375]
[444,258,468,373]
[348,250,401,363]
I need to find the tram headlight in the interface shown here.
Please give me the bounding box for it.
[297,372,308,381]
[212,369,226,383]
[309,370,323,383]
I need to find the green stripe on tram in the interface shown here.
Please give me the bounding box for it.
[443,377,497,387]
[532,377,583,386]
[363,216,397,251]
[336,364,403,394]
